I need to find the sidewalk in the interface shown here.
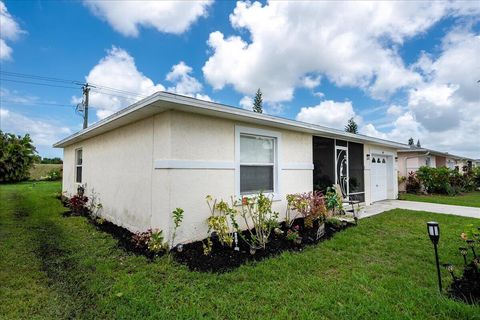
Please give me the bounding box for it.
[360,200,480,219]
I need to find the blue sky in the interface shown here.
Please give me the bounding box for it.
[1,1,479,158]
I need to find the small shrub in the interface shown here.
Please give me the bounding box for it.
[131,229,168,254]
[325,217,342,228]
[171,207,184,249]
[286,191,328,228]
[238,193,279,250]
[286,225,300,242]
[406,171,421,194]
[43,168,62,181]
[68,194,89,215]
[205,195,237,247]
[325,187,343,214]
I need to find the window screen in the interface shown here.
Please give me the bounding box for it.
[313,137,335,192]
[348,142,364,202]
[240,135,275,194]
[75,149,83,183]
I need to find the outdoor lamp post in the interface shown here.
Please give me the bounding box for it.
[427,221,442,292]
[459,247,468,265]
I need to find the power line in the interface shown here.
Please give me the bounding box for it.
[0,70,80,84]
[0,78,80,90]
[0,99,86,108]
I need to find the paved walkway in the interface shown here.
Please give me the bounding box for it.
[360,200,480,219]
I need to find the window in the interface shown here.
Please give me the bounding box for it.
[75,149,83,183]
[425,156,431,167]
[236,126,280,198]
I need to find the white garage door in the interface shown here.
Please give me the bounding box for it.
[371,155,388,202]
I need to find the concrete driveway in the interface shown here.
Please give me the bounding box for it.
[360,200,480,219]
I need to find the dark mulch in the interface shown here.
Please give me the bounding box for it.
[173,218,353,273]
[447,262,480,305]
[59,196,354,272]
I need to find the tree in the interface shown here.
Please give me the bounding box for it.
[345,117,358,134]
[408,137,414,146]
[0,131,38,182]
[253,89,263,113]
[416,139,421,148]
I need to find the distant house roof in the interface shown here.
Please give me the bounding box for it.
[397,147,475,161]
[54,91,410,149]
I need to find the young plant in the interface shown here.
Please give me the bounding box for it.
[171,207,184,249]
[325,187,343,215]
[286,225,300,242]
[238,193,279,250]
[205,195,237,247]
[131,229,168,254]
[287,191,328,228]
[202,237,213,256]
[68,194,88,215]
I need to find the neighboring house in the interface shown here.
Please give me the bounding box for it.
[397,147,475,192]
[54,92,404,245]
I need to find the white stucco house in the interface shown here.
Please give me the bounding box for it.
[54,92,405,245]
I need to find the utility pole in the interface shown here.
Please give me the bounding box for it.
[82,83,91,129]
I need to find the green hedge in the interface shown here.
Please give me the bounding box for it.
[412,166,479,195]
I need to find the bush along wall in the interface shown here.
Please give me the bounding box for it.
[443,225,480,305]
[59,187,357,272]
[406,166,480,195]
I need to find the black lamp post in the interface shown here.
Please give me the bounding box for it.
[427,221,442,292]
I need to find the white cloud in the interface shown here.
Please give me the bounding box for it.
[0,1,24,60]
[296,100,360,129]
[203,1,478,102]
[78,47,165,119]
[239,95,253,110]
[84,0,213,37]
[76,48,211,119]
[361,29,480,158]
[301,75,321,89]
[386,105,403,116]
[166,61,211,101]
[0,107,72,152]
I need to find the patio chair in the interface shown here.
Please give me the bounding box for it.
[334,184,360,216]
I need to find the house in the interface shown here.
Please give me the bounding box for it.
[397,147,476,192]
[54,92,405,245]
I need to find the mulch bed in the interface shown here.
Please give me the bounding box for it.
[173,218,353,273]
[447,262,480,305]
[59,196,355,272]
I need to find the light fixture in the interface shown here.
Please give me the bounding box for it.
[176,244,183,253]
[427,221,442,292]
[366,154,370,160]
[459,247,468,265]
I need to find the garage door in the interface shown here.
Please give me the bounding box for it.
[371,155,388,202]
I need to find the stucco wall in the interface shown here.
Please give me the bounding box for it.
[154,111,313,244]
[62,116,160,232]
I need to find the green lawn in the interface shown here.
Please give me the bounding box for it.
[1,182,478,319]
[399,191,480,208]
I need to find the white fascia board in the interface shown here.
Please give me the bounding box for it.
[53,91,408,149]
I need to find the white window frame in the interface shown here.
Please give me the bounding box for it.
[235,126,281,201]
[75,148,83,184]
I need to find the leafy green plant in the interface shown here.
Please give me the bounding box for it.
[287,191,328,228]
[171,208,184,249]
[326,217,342,228]
[0,131,38,182]
[286,225,300,241]
[131,229,168,254]
[42,168,62,181]
[205,195,236,247]
[406,171,421,194]
[238,193,279,250]
[325,187,343,214]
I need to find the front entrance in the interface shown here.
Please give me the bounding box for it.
[370,155,388,202]
[313,137,365,202]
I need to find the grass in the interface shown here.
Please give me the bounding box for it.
[0,182,479,319]
[399,191,480,208]
[29,164,62,180]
